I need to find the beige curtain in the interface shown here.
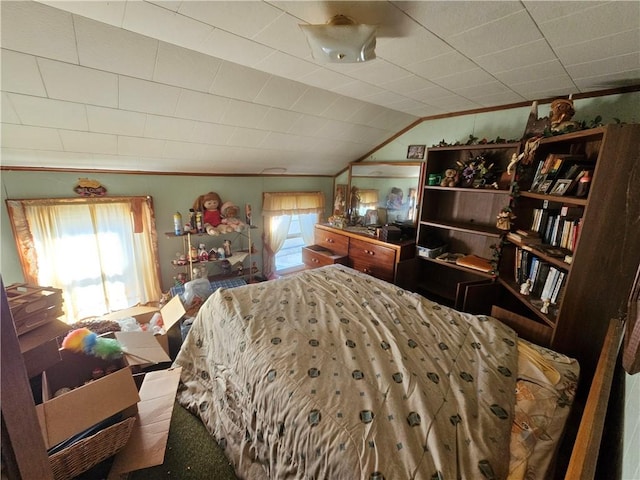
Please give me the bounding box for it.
[357,189,379,215]
[262,192,325,278]
[6,196,162,323]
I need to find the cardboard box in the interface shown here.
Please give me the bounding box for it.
[113,331,172,368]
[108,367,182,477]
[19,318,69,378]
[36,350,181,478]
[36,350,140,450]
[101,295,185,356]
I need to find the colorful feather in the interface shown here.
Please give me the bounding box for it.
[61,328,123,360]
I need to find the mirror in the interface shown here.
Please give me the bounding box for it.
[345,162,423,227]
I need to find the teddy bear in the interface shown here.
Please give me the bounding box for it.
[440,168,458,187]
[218,202,246,233]
[192,192,223,235]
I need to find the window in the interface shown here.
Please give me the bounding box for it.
[6,196,162,323]
[275,213,319,272]
[261,192,325,278]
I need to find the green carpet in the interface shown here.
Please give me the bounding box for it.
[130,402,238,480]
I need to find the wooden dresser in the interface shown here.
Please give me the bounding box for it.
[304,224,416,286]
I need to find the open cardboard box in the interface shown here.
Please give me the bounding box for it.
[36,349,140,450]
[36,347,182,476]
[101,294,186,356]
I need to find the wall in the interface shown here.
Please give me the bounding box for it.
[0,171,333,291]
[624,373,640,479]
[366,92,640,163]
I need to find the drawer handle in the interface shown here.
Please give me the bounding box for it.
[363,268,372,274]
[364,249,375,256]
[312,258,319,263]
[326,238,334,243]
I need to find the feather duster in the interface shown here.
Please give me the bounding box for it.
[61,328,123,360]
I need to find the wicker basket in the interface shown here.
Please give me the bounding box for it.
[49,416,136,480]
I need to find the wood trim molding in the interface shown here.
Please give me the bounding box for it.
[565,318,625,479]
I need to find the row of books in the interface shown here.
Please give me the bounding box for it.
[515,249,567,304]
[529,204,583,250]
[529,153,592,197]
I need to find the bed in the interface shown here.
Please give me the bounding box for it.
[174,264,580,480]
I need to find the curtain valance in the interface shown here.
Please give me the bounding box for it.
[262,192,325,217]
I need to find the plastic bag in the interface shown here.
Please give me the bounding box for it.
[182,277,213,306]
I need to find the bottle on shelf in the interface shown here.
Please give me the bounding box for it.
[173,211,183,236]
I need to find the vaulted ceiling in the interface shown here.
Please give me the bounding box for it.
[1,1,638,175]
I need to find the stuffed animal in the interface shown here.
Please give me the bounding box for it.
[219,202,245,233]
[440,168,458,187]
[193,192,222,235]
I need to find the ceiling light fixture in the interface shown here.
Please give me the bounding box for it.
[300,15,377,63]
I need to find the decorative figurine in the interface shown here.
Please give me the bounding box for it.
[174,272,187,285]
[540,297,551,314]
[550,98,579,132]
[245,203,252,226]
[198,243,209,262]
[223,239,232,257]
[520,278,532,296]
[440,168,459,187]
[496,207,516,231]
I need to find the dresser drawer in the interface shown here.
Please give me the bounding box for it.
[302,245,348,268]
[315,229,349,256]
[348,238,396,282]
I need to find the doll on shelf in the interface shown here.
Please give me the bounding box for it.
[219,202,246,233]
[193,192,223,235]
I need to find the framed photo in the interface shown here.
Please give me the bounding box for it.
[536,178,554,194]
[550,179,573,196]
[407,145,426,160]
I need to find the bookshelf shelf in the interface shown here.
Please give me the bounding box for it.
[519,191,588,206]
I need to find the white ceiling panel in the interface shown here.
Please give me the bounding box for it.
[38,58,118,107]
[144,115,196,143]
[122,1,214,51]
[118,76,182,117]
[1,0,638,175]
[0,1,78,63]
[74,15,158,80]
[153,42,222,93]
[86,105,146,137]
[1,50,47,97]
[9,93,88,130]
[1,124,63,150]
[59,130,118,155]
[118,136,166,157]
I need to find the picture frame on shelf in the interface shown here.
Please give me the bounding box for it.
[536,178,555,194]
[550,179,573,196]
[407,145,426,160]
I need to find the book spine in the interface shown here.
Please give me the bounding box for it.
[551,271,566,304]
[532,261,550,298]
[541,267,560,300]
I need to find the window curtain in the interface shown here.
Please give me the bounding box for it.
[6,196,162,323]
[357,189,379,215]
[262,192,325,278]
